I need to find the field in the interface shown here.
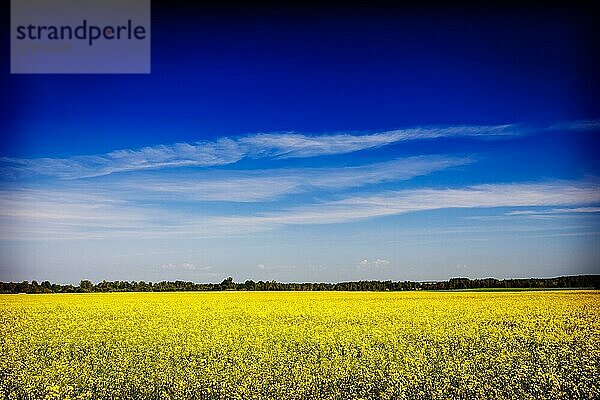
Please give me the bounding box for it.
[1,291,599,400]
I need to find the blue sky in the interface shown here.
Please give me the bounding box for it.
[1,6,599,283]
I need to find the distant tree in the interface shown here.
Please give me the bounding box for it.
[29,280,42,293]
[18,281,30,293]
[1,274,599,294]
[220,277,234,290]
[80,280,93,292]
[449,278,470,290]
[40,281,53,293]
[61,284,76,293]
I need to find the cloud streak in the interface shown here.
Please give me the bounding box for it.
[506,207,600,216]
[0,124,517,180]
[231,181,600,226]
[160,262,210,271]
[4,119,596,181]
[0,180,597,240]
[357,258,391,269]
[237,124,520,159]
[102,155,472,202]
[0,139,244,180]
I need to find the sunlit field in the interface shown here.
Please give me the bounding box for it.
[1,291,598,399]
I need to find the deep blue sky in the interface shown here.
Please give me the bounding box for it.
[1,4,599,283]
[2,6,598,156]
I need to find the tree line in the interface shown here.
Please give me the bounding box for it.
[0,275,598,294]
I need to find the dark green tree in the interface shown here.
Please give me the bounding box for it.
[79,280,93,292]
[220,277,234,290]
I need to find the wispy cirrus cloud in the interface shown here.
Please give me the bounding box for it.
[1,120,598,241]
[160,262,211,271]
[466,206,600,222]
[0,139,244,180]
[0,154,470,237]
[233,181,600,226]
[0,180,597,240]
[357,258,391,269]
[506,207,600,216]
[237,124,520,159]
[4,119,597,181]
[3,119,597,181]
[0,124,518,180]
[104,155,472,202]
[548,119,600,132]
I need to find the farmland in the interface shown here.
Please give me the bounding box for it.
[1,291,599,399]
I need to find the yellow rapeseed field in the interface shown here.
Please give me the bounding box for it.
[0,291,598,399]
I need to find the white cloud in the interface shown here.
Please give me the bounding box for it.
[181,262,196,270]
[160,262,206,271]
[3,119,596,182]
[506,207,600,216]
[357,258,391,268]
[98,155,472,202]
[255,264,297,271]
[0,138,244,180]
[548,119,600,132]
[374,258,391,266]
[0,124,516,180]
[0,180,597,240]
[237,124,518,159]
[230,181,600,227]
